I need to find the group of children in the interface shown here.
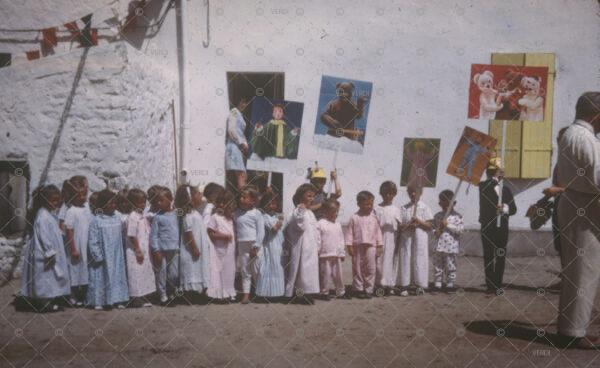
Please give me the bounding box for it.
[19,172,464,312]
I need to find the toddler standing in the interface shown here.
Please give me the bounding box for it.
[345,191,383,299]
[234,186,264,304]
[374,181,402,295]
[64,176,92,307]
[125,189,156,307]
[86,190,129,309]
[432,190,464,292]
[316,199,346,299]
[284,184,321,304]
[255,192,286,298]
[20,185,70,312]
[206,190,237,301]
[149,187,180,305]
[176,184,211,295]
[398,185,433,296]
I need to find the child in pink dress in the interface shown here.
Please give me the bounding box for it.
[206,190,237,302]
[316,199,346,300]
[345,191,383,299]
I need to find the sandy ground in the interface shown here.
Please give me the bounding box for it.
[0,255,598,368]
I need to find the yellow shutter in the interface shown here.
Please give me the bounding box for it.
[489,53,525,178]
[520,53,555,178]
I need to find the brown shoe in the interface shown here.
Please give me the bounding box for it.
[241,293,251,304]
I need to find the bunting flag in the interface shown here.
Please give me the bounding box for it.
[42,28,58,47]
[63,21,80,40]
[41,27,58,56]
[0,53,11,68]
[25,50,40,61]
[63,14,94,47]
[124,0,147,30]
[0,0,161,66]
[79,14,94,47]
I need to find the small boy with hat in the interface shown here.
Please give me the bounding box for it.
[308,163,342,219]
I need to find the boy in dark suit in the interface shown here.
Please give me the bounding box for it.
[478,157,517,295]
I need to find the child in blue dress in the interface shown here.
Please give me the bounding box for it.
[175,184,211,297]
[20,185,71,312]
[255,192,286,299]
[86,189,129,310]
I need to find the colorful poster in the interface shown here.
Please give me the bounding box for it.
[400,138,441,188]
[447,126,497,185]
[247,97,304,172]
[468,64,549,122]
[313,75,373,154]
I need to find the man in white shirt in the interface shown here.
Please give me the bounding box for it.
[555,92,600,349]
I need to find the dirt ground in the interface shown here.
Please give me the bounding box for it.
[1,255,598,368]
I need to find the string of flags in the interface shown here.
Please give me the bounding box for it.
[0,0,148,67]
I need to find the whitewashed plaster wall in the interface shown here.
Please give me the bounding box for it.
[0,42,177,191]
[183,0,600,229]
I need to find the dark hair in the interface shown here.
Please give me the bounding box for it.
[157,187,173,201]
[147,185,162,204]
[240,185,260,201]
[61,179,77,206]
[259,191,278,211]
[175,184,200,234]
[89,191,99,213]
[292,183,317,206]
[233,94,251,108]
[116,190,132,214]
[557,127,568,143]
[204,182,224,203]
[379,181,397,196]
[26,185,61,235]
[214,190,236,218]
[96,189,117,210]
[175,184,200,216]
[407,185,423,195]
[575,92,600,121]
[69,175,88,190]
[321,199,340,213]
[127,188,147,204]
[439,189,454,203]
[356,190,374,203]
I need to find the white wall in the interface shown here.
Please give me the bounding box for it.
[0,42,177,192]
[184,0,600,229]
[0,0,598,230]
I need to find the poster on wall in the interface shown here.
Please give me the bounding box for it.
[446,126,497,185]
[400,138,441,188]
[246,97,304,172]
[468,64,549,121]
[313,75,373,154]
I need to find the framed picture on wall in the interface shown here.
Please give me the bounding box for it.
[468,64,549,122]
[400,138,441,188]
[246,97,304,172]
[313,75,373,154]
[446,126,497,185]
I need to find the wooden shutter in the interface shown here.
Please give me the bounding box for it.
[520,53,555,178]
[489,53,525,178]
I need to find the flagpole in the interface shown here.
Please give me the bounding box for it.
[496,120,507,227]
[328,144,339,195]
[444,180,463,219]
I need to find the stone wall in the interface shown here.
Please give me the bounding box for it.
[0,236,24,285]
[0,41,177,192]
